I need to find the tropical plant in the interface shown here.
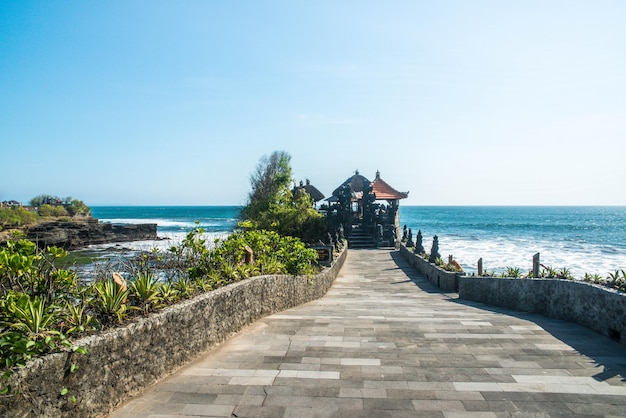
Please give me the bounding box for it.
[129,272,161,313]
[0,292,70,372]
[1,292,61,336]
[157,281,179,303]
[541,265,559,278]
[193,277,213,293]
[557,267,575,280]
[241,150,293,221]
[0,240,79,303]
[37,204,69,217]
[219,262,240,282]
[503,267,522,278]
[260,257,286,275]
[92,280,130,324]
[584,273,604,284]
[606,270,626,292]
[173,277,196,299]
[63,300,95,335]
[204,271,227,289]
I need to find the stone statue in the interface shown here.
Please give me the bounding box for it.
[402,225,408,241]
[428,235,441,263]
[414,230,425,254]
[406,228,414,247]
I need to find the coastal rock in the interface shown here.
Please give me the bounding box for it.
[22,219,158,249]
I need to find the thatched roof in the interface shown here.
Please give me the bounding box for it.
[294,179,325,202]
[331,170,371,196]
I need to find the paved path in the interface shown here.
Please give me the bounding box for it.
[111,249,626,417]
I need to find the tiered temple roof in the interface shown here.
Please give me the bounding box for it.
[371,171,409,200]
[331,170,408,201]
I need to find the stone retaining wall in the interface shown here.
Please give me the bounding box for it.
[1,249,347,417]
[399,243,625,347]
[399,244,460,292]
[459,276,626,346]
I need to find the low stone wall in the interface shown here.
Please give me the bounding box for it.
[1,249,347,417]
[399,244,460,292]
[399,244,626,346]
[459,276,626,346]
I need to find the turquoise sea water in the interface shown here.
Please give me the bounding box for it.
[90,206,626,278]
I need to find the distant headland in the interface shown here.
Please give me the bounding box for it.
[0,196,157,249]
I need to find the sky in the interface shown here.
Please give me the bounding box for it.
[1,1,625,206]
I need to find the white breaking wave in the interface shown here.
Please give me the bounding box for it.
[433,235,624,278]
[86,231,230,252]
[99,218,195,228]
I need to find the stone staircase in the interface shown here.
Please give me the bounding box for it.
[347,225,377,248]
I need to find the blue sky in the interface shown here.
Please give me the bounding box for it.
[1,1,625,206]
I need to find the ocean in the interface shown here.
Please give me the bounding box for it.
[90,205,626,279]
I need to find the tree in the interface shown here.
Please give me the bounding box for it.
[241,151,293,221]
[65,199,91,216]
[240,151,326,243]
[28,195,91,217]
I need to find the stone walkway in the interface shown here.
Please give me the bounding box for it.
[110,249,626,417]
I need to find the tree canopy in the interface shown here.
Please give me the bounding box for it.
[29,195,91,217]
[240,151,292,221]
[240,151,326,243]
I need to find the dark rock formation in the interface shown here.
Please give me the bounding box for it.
[22,219,158,249]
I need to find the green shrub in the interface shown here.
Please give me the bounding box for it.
[129,272,161,313]
[0,292,70,369]
[92,280,131,324]
[0,207,38,228]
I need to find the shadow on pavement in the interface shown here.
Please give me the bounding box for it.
[388,249,626,384]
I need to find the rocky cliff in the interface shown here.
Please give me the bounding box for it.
[23,219,158,249]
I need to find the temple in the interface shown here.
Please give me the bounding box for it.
[325,170,408,248]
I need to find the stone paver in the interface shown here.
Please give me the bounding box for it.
[110,249,626,417]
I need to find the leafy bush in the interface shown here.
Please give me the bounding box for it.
[0,207,38,228]
[38,204,69,217]
[0,226,322,381]
[211,229,318,276]
[0,292,71,370]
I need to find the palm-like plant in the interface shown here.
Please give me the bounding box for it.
[173,277,196,299]
[129,272,161,313]
[64,301,95,335]
[1,293,60,336]
[93,280,130,324]
[157,281,179,303]
[503,267,522,278]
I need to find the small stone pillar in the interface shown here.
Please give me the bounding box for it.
[477,258,483,276]
[532,253,540,278]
